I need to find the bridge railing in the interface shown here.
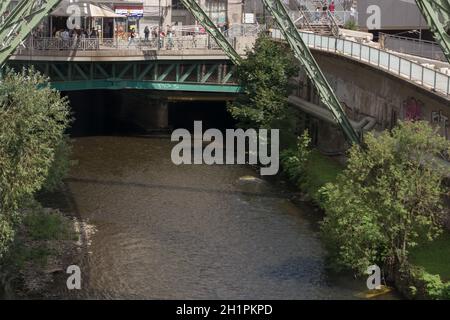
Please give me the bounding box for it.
[301,10,357,26]
[270,29,450,97]
[15,35,233,53]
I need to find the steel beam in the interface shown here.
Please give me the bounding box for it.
[0,0,63,67]
[49,80,241,93]
[0,0,13,20]
[179,0,242,65]
[6,59,239,92]
[415,0,450,63]
[261,0,360,144]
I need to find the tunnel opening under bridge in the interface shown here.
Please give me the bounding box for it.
[63,89,237,137]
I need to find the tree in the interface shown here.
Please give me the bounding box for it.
[320,121,450,275]
[0,68,71,257]
[228,34,299,129]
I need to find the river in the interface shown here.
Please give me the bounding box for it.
[64,136,390,299]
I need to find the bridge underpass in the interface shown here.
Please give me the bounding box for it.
[66,89,236,137]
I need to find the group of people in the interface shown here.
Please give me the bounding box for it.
[53,27,98,41]
[138,25,175,49]
[315,1,336,21]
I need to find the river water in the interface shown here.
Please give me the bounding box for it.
[65,136,384,299]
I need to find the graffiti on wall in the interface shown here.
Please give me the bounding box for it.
[403,97,423,121]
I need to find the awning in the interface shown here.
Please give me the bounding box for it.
[51,1,126,18]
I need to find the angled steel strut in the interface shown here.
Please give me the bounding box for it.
[0,0,13,19]
[261,0,360,144]
[0,0,63,67]
[415,0,450,63]
[179,0,242,65]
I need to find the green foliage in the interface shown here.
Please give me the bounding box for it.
[228,34,299,129]
[407,266,450,299]
[343,20,358,31]
[42,136,74,192]
[410,231,450,281]
[280,131,312,184]
[303,151,343,203]
[23,210,73,241]
[0,68,71,257]
[8,244,53,269]
[320,121,450,275]
[281,132,344,205]
[1,202,76,281]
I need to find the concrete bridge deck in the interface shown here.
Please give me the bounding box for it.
[11,32,450,99]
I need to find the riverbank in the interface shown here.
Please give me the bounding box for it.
[0,186,92,299]
[280,146,450,300]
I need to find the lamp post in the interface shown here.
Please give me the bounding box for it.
[158,0,161,48]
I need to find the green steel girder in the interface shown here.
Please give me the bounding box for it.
[0,0,13,19]
[0,0,63,67]
[5,59,240,92]
[179,0,242,65]
[415,0,450,63]
[262,0,360,144]
[50,81,241,93]
[178,0,359,144]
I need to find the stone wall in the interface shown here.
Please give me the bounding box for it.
[295,50,450,139]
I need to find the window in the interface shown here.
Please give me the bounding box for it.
[172,0,185,10]
[205,0,227,26]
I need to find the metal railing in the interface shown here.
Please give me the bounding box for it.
[380,33,447,62]
[16,35,232,52]
[270,29,450,96]
[305,10,357,26]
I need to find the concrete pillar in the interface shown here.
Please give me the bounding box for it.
[228,0,243,25]
[316,120,348,153]
[115,91,169,132]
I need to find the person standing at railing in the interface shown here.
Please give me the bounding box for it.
[329,1,335,15]
[144,26,150,42]
[61,29,70,47]
[315,7,321,23]
[350,6,356,23]
[322,4,328,19]
[159,29,165,49]
[167,29,174,50]
[128,29,136,48]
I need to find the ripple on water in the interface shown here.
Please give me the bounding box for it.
[66,136,393,300]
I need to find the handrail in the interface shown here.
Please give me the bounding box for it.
[15,35,233,52]
[270,29,450,97]
[326,10,340,37]
[297,5,313,31]
[380,32,446,62]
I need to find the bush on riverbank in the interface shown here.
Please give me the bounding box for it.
[395,263,450,300]
[320,121,450,286]
[280,132,343,205]
[0,201,79,297]
[0,68,71,258]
